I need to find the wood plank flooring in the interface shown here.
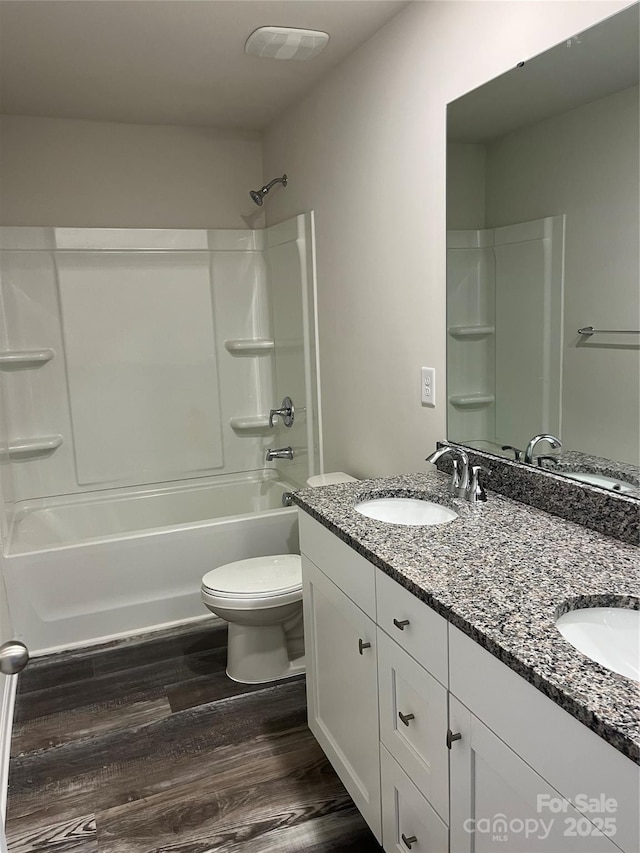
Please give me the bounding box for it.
[6,620,382,853]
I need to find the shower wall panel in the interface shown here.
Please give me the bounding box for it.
[57,251,223,485]
[0,227,277,507]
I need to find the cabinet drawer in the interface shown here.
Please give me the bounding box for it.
[381,744,448,853]
[298,510,376,617]
[377,570,448,686]
[378,629,449,824]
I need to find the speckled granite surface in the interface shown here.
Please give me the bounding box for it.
[293,472,640,763]
[549,451,640,492]
[436,444,640,545]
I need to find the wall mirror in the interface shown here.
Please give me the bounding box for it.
[446,4,639,491]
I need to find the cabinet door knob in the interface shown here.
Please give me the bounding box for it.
[393,618,410,631]
[358,638,371,655]
[402,833,418,849]
[398,711,415,727]
[446,728,462,749]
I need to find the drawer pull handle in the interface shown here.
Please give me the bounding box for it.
[393,618,410,631]
[398,711,415,727]
[402,834,417,849]
[358,639,371,655]
[447,728,462,749]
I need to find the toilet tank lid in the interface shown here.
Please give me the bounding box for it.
[306,472,358,487]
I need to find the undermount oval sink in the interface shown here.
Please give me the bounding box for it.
[557,471,635,493]
[355,497,458,526]
[555,607,640,681]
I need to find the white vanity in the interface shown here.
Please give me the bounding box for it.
[295,476,639,853]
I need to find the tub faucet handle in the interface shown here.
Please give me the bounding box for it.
[269,396,295,428]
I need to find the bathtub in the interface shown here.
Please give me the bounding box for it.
[2,471,299,655]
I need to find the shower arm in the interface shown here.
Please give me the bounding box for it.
[262,175,287,193]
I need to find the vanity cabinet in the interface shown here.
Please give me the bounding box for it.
[449,626,638,853]
[300,512,450,849]
[300,512,381,840]
[299,512,638,853]
[302,556,381,839]
[449,696,620,853]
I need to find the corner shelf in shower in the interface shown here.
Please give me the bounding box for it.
[449,393,495,408]
[448,325,495,338]
[224,339,274,356]
[8,434,63,459]
[0,349,55,368]
[229,416,272,432]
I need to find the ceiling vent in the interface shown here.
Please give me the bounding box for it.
[244,27,330,61]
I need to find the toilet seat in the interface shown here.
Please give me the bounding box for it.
[201,554,302,610]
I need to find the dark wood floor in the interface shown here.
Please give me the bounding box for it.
[6,619,383,853]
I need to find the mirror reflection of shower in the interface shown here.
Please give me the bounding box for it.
[249,174,288,206]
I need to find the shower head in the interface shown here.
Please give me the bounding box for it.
[249,174,287,206]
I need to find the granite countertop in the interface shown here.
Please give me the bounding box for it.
[292,471,640,763]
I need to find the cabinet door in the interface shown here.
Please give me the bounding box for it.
[302,554,381,841]
[378,629,449,824]
[381,745,449,853]
[449,697,621,853]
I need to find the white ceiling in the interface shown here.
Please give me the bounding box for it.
[0,0,409,131]
[448,3,639,143]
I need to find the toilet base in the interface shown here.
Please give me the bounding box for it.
[226,622,306,684]
[226,653,305,684]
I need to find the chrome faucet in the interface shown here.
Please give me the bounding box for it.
[426,445,470,498]
[426,444,490,503]
[266,446,294,461]
[523,434,562,465]
[269,396,294,428]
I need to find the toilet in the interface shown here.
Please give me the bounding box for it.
[201,472,357,684]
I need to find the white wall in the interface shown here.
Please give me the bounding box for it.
[0,116,264,229]
[485,85,639,464]
[262,0,631,478]
[447,144,487,231]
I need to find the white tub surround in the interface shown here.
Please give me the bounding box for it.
[0,215,322,653]
[447,216,565,449]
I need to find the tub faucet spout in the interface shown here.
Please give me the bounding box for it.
[266,446,294,461]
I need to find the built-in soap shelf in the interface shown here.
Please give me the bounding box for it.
[8,435,63,459]
[229,416,272,432]
[449,393,495,408]
[224,339,274,356]
[448,325,495,338]
[0,349,55,368]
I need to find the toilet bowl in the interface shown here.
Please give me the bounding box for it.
[201,472,357,684]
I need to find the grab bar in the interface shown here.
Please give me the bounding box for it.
[578,326,640,336]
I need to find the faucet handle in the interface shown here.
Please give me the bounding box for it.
[501,445,523,462]
[537,455,560,468]
[449,459,461,495]
[468,465,489,503]
[269,396,295,428]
